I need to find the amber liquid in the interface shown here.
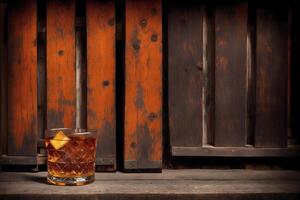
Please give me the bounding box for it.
[45,136,96,179]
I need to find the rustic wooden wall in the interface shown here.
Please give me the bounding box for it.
[168,0,295,158]
[0,0,298,171]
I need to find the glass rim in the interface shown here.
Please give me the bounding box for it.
[45,128,98,138]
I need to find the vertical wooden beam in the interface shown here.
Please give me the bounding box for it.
[75,0,86,129]
[86,0,116,170]
[291,3,300,144]
[47,0,76,129]
[246,3,256,146]
[0,3,7,160]
[203,4,215,146]
[7,0,38,155]
[255,3,288,147]
[124,0,162,170]
[168,1,203,148]
[37,0,46,140]
[214,3,248,147]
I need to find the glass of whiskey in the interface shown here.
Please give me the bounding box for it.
[45,128,97,186]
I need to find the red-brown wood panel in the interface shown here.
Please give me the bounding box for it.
[255,4,288,147]
[47,0,76,129]
[168,1,203,148]
[124,0,162,169]
[86,0,116,169]
[214,3,248,147]
[7,0,38,155]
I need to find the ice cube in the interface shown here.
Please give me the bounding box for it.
[50,131,71,150]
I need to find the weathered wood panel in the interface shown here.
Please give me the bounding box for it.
[172,146,300,157]
[7,0,38,156]
[86,0,116,169]
[0,3,7,159]
[124,0,162,169]
[168,1,203,147]
[1,170,300,199]
[75,0,86,129]
[37,0,46,140]
[202,4,215,146]
[47,0,76,129]
[255,4,288,147]
[291,3,300,144]
[214,3,248,147]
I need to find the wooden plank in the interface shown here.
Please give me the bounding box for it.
[2,169,300,181]
[75,0,86,129]
[172,146,300,157]
[7,0,38,156]
[214,3,248,147]
[291,3,300,143]
[0,3,6,160]
[46,0,76,129]
[37,0,46,140]
[255,4,288,147]
[203,4,215,145]
[1,170,300,200]
[0,155,37,165]
[246,4,256,146]
[86,0,116,169]
[124,0,162,169]
[168,1,203,148]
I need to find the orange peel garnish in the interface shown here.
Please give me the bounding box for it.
[50,131,70,150]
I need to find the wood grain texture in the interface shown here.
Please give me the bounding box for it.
[86,0,116,168]
[214,3,248,147]
[172,146,300,157]
[47,0,76,129]
[124,0,162,169]
[0,3,6,158]
[168,1,203,147]
[1,170,300,200]
[7,0,38,156]
[203,5,215,146]
[37,0,46,140]
[291,3,300,143]
[255,4,288,148]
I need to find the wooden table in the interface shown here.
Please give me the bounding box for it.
[1,169,300,200]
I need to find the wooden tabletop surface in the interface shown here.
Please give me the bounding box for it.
[0,169,300,200]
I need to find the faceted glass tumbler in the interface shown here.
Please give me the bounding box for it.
[45,128,97,186]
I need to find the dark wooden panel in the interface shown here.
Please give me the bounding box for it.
[86,0,116,169]
[168,1,203,148]
[214,3,248,147]
[255,4,288,147]
[124,0,162,169]
[0,3,6,159]
[290,3,300,144]
[172,146,300,157]
[46,0,76,129]
[7,0,38,156]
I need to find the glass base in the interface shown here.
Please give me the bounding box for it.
[47,174,94,186]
